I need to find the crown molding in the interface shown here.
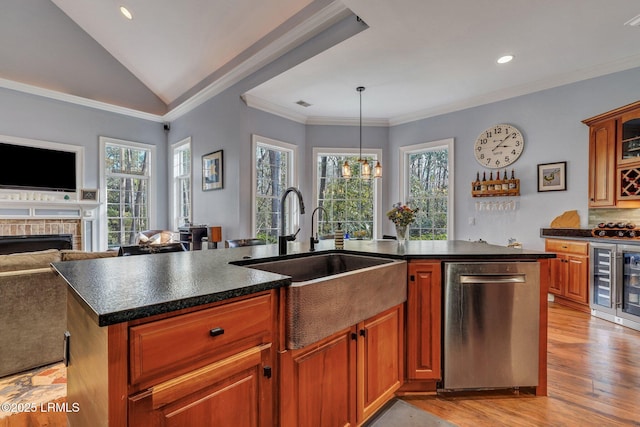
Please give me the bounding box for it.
[305,115,389,127]
[163,0,350,122]
[241,93,307,123]
[0,78,164,122]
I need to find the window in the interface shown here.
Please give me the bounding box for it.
[100,137,155,249]
[252,135,296,243]
[400,139,454,240]
[314,148,382,239]
[171,137,191,230]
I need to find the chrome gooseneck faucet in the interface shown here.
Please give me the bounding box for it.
[309,206,327,252]
[278,187,305,255]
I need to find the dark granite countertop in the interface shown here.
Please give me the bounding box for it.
[52,239,554,327]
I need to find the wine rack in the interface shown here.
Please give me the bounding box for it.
[471,179,520,197]
[619,167,640,199]
[591,226,640,240]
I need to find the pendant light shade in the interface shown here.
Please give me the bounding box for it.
[342,160,352,179]
[341,86,382,179]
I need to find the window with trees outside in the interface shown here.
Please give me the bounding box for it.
[314,149,381,240]
[253,135,296,243]
[101,137,155,249]
[401,139,453,240]
[171,137,191,230]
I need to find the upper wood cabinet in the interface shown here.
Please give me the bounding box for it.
[584,100,640,208]
[587,119,616,207]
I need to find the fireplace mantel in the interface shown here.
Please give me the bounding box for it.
[0,196,100,250]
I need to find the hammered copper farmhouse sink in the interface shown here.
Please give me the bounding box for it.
[238,253,407,349]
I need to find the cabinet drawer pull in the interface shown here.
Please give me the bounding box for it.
[209,327,225,337]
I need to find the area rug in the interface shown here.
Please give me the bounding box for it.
[0,362,66,419]
[365,398,459,427]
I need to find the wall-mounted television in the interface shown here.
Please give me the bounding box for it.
[0,142,78,192]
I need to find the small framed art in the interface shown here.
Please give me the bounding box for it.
[80,188,99,201]
[202,150,223,191]
[537,161,566,192]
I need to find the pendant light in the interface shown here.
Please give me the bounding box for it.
[342,86,382,179]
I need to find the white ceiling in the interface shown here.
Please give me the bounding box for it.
[33,0,640,123]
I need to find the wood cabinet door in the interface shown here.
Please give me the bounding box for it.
[357,304,403,422]
[279,327,357,427]
[128,344,273,427]
[548,255,565,295]
[564,255,589,304]
[589,119,616,207]
[406,262,441,380]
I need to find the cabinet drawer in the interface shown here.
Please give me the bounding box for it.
[545,239,589,255]
[130,292,273,386]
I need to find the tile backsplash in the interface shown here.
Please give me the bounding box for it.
[588,209,640,227]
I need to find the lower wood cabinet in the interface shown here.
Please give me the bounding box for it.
[405,261,441,386]
[545,239,589,311]
[128,344,272,426]
[279,304,404,427]
[66,290,277,427]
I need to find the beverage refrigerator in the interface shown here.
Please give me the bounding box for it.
[590,242,640,332]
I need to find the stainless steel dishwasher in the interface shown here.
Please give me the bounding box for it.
[443,262,540,391]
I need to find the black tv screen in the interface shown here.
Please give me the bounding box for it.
[0,142,77,192]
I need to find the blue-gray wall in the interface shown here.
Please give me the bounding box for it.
[390,66,640,250]
[2,54,639,251]
[0,86,168,231]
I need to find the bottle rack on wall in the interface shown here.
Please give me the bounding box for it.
[471,179,520,197]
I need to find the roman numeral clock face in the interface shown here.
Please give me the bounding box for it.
[474,124,524,168]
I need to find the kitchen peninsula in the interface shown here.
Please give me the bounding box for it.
[53,240,554,427]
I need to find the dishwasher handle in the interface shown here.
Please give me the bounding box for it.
[460,274,526,284]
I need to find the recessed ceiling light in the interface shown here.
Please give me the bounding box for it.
[119,6,133,20]
[497,55,514,64]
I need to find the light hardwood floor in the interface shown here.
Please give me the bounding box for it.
[403,303,640,426]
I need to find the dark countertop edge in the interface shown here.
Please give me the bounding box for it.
[91,278,291,327]
[61,242,554,327]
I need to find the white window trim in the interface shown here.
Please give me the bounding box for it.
[312,147,383,239]
[399,138,454,239]
[251,134,298,236]
[169,136,192,231]
[99,136,157,251]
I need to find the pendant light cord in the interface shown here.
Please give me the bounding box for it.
[358,86,364,161]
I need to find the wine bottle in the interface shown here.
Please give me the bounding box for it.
[488,172,494,191]
[509,169,517,190]
[474,171,481,191]
[502,169,509,190]
[481,172,487,192]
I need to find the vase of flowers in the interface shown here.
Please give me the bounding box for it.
[386,203,418,243]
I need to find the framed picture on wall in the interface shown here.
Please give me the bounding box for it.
[537,161,566,192]
[203,150,223,191]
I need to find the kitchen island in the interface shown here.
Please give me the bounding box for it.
[53,240,554,427]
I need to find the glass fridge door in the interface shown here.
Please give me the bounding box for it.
[592,246,614,309]
[621,251,640,317]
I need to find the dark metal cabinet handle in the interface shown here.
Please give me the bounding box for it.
[263,366,272,378]
[359,329,367,338]
[209,327,225,337]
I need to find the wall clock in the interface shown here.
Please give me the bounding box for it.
[474,124,524,168]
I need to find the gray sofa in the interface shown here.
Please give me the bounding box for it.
[0,248,117,378]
